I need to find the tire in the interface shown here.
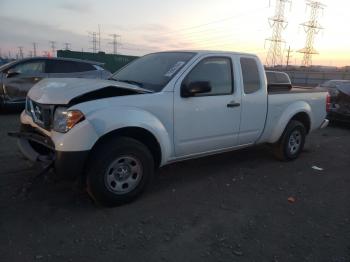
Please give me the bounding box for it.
[86,137,154,206]
[273,120,306,161]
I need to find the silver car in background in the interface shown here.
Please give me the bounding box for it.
[0,57,112,110]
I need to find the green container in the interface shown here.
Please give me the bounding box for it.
[57,50,138,73]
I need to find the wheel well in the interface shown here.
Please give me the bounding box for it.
[91,127,162,168]
[291,112,311,133]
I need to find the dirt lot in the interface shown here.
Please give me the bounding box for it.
[0,112,349,262]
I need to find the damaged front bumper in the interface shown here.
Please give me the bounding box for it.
[9,124,89,180]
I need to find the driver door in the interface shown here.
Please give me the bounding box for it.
[174,55,242,157]
[2,59,47,102]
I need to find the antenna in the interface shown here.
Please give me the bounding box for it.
[265,0,292,67]
[298,0,325,67]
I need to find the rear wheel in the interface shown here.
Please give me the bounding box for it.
[86,137,154,206]
[273,120,306,161]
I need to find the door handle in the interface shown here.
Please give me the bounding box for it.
[227,101,240,108]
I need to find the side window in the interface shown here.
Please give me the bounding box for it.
[183,57,233,96]
[12,61,44,74]
[47,60,74,73]
[75,62,95,72]
[266,72,276,84]
[240,57,261,94]
[47,60,94,73]
[275,73,290,84]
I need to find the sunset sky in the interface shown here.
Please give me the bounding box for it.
[0,0,349,66]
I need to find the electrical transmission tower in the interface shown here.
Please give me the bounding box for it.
[18,46,24,59]
[64,42,71,50]
[49,41,56,56]
[89,32,98,53]
[32,42,38,57]
[265,0,291,67]
[109,34,121,54]
[298,1,325,67]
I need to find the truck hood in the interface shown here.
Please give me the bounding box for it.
[28,78,152,105]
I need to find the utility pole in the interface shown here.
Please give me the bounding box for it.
[32,42,38,57]
[109,34,121,54]
[286,46,292,69]
[298,0,325,67]
[18,46,24,59]
[49,41,56,56]
[63,42,71,50]
[98,24,101,52]
[265,0,292,67]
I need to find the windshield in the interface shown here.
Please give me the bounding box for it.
[111,52,196,92]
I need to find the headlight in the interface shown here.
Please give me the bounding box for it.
[53,107,85,133]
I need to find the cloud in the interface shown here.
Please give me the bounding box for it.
[58,2,92,13]
[0,16,89,55]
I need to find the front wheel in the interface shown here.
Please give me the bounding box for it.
[86,137,154,206]
[273,120,306,161]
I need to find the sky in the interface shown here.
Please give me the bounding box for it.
[0,0,349,66]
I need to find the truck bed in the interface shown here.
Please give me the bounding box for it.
[268,86,328,95]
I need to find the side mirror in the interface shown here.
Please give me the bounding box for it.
[6,68,20,78]
[181,81,212,97]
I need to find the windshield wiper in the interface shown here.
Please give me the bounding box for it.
[111,78,144,88]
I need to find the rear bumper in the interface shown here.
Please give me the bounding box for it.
[319,119,329,129]
[9,125,89,179]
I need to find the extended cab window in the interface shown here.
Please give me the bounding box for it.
[184,57,233,96]
[240,57,261,94]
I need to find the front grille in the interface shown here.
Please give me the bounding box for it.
[27,98,53,130]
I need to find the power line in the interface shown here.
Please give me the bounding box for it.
[156,6,269,37]
[265,0,292,67]
[298,0,325,67]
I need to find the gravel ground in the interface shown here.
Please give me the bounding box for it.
[0,112,349,262]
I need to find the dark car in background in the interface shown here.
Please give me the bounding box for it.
[0,57,111,110]
[319,80,350,123]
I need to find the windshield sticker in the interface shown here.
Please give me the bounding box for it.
[164,61,186,77]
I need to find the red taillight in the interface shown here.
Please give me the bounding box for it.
[326,92,331,112]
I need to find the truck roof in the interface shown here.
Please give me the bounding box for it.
[152,50,259,57]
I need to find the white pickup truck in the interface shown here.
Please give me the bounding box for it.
[11,51,329,206]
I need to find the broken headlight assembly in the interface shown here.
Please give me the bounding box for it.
[53,107,85,133]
